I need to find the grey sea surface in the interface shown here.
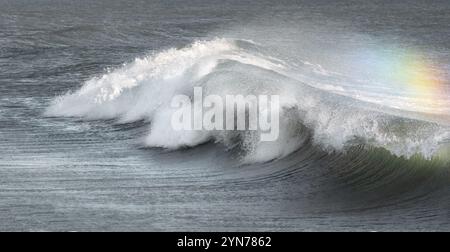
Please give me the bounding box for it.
[0,0,449,231]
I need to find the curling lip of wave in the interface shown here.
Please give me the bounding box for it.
[45,38,450,162]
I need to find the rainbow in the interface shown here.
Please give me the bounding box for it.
[390,52,443,98]
[354,46,448,111]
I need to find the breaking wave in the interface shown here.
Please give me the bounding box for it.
[45,38,450,163]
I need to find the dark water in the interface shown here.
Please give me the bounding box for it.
[1,0,450,231]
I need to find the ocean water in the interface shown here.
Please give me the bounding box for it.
[1,0,450,231]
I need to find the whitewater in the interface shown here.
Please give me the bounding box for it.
[45,38,450,162]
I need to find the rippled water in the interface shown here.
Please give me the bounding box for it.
[1,0,449,231]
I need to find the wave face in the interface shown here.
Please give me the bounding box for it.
[45,38,450,163]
